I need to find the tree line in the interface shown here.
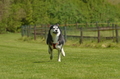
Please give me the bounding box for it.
[0,0,120,33]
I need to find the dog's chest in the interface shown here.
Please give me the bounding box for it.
[51,35,59,49]
[52,35,59,43]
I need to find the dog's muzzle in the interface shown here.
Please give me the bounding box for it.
[53,30,58,34]
[53,32,58,34]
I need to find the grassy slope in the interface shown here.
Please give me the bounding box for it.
[0,33,120,79]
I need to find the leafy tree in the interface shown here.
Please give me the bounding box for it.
[0,0,120,33]
[32,0,49,24]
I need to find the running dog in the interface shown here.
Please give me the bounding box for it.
[46,24,65,62]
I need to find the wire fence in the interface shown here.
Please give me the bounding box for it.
[21,22,120,43]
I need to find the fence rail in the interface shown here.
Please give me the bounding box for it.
[21,22,120,43]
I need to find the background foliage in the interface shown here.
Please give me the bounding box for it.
[0,0,120,33]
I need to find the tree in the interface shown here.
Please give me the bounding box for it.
[1,0,120,33]
[32,0,49,24]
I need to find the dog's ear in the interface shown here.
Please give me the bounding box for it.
[56,24,59,26]
[50,25,54,30]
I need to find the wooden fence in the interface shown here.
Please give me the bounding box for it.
[21,22,120,43]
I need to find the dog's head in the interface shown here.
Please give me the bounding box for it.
[50,24,61,35]
[47,24,65,45]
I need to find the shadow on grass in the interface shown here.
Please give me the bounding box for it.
[33,61,52,63]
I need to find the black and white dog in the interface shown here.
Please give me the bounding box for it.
[46,24,65,62]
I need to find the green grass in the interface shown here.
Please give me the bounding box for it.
[0,33,120,79]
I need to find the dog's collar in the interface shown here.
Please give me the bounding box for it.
[52,43,58,49]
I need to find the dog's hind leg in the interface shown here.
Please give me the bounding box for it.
[61,48,65,57]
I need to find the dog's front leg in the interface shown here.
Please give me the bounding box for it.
[58,49,61,62]
[48,45,52,54]
[50,52,53,60]
[48,45,53,60]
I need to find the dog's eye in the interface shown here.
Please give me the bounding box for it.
[53,28,58,30]
[53,26,58,29]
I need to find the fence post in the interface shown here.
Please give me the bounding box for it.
[34,25,36,40]
[96,22,100,43]
[27,25,30,37]
[21,26,24,37]
[64,25,67,42]
[107,21,110,27]
[25,25,27,36]
[112,24,115,42]
[115,25,119,43]
[86,22,88,27]
[76,22,78,28]
[80,27,83,44]
[44,25,47,39]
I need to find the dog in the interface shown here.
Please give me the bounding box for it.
[46,24,65,62]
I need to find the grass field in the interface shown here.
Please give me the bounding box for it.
[0,33,120,79]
